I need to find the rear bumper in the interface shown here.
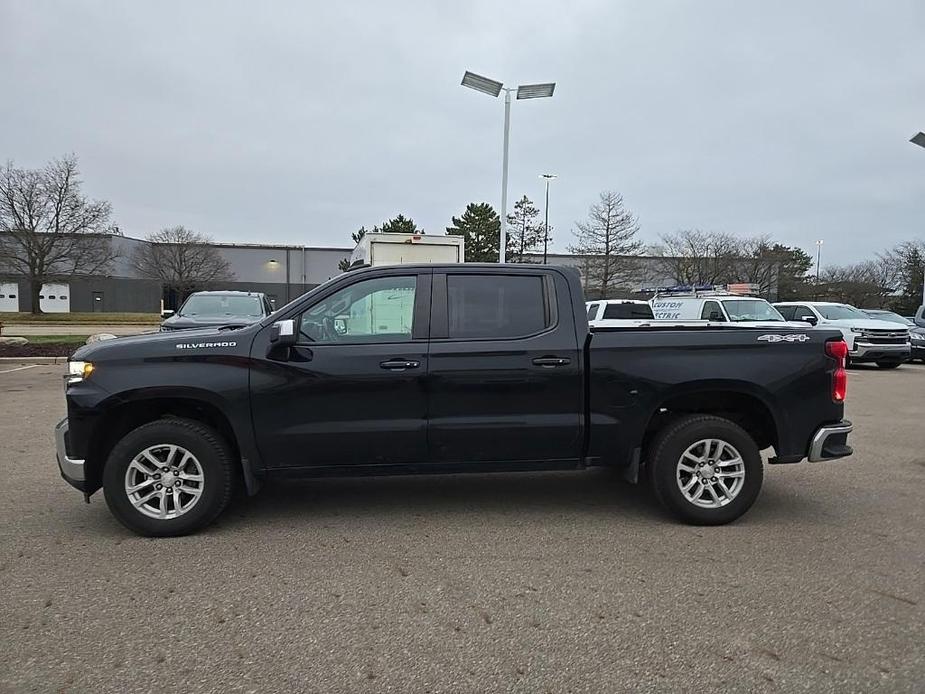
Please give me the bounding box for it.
[808,420,853,462]
[55,418,87,492]
[850,341,910,362]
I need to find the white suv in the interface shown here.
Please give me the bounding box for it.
[774,301,911,368]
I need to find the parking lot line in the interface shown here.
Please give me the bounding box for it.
[0,364,41,374]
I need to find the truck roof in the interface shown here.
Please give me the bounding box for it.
[188,290,265,296]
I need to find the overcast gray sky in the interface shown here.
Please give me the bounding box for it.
[2,0,923,265]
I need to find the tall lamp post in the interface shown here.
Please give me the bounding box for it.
[540,173,557,264]
[815,239,824,299]
[911,132,925,306]
[461,71,556,262]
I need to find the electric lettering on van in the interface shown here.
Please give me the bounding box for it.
[651,300,684,320]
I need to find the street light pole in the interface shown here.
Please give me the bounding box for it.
[540,173,557,264]
[911,132,925,306]
[815,239,824,299]
[461,72,556,263]
[500,89,511,263]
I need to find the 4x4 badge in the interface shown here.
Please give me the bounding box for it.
[757,334,810,343]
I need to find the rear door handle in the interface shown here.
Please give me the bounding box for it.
[379,359,420,371]
[532,356,571,367]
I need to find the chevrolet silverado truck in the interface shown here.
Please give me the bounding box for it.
[56,264,853,536]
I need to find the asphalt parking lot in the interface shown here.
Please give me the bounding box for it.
[0,362,923,693]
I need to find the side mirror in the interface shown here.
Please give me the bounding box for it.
[269,319,298,347]
[709,311,724,322]
[161,310,174,319]
[799,315,818,326]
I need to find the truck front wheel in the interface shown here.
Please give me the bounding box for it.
[648,415,763,525]
[102,418,235,537]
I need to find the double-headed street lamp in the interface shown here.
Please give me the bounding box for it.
[461,71,556,262]
[540,173,557,264]
[910,132,925,306]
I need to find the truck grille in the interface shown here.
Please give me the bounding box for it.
[860,329,909,344]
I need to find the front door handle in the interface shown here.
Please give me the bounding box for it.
[532,356,571,367]
[380,359,420,371]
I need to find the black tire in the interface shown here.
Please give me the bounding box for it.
[103,418,234,537]
[876,361,901,369]
[647,415,763,525]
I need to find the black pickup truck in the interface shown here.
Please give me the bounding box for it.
[56,264,853,536]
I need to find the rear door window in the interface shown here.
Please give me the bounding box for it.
[447,274,550,339]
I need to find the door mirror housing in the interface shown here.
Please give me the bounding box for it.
[799,315,818,326]
[708,311,724,322]
[269,319,298,347]
[161,310,174,319]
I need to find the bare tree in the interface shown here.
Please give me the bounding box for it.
[507,195,545,262]
[819,258,899,307]
[568,191,642,298]
[0,155,116,313]
[650,229,741,287]
[132,226,234,300]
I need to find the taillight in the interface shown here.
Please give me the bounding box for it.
[825,339,848,402]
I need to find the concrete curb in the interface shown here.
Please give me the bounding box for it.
[0,356,68,364]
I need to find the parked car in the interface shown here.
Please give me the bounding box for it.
[915,305,925,329]
[160,291,274,331]
[57,264,852,536]
[774,301,910,368]
[586,299,655,327]
[910,326,925,362]
[650,292,797,328]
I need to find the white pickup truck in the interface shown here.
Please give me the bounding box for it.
[774,301,911,368]
[586,300,655,328]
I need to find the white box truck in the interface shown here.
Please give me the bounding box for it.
[348,233,464,269]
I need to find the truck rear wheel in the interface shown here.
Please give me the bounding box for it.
[102,418,234,537]
[648,415,763,525]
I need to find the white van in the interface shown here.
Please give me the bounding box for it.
[650,290,795,328]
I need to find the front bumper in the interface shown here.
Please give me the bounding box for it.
[911,339,925,360]
[55,418,87,491]
[849,341,910,362]
[808,420,853,462]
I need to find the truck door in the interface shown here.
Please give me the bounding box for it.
[426,268,583,464]
[249,270,431,468]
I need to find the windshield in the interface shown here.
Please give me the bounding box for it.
[722,300,784,322]
[180,294,263,318]
[865,310,911,325]
[816,304,867,320]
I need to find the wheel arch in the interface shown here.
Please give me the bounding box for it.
[84,387,259,496]
[639,381,782,460]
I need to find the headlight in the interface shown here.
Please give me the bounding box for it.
[850,328,865,334]
[66,361,94,384]
[912,333,924,341]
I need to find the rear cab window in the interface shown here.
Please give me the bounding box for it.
[602,303,654,320]
[445,274,553,339]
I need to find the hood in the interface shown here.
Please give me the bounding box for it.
[820,318,908,331]
[72,325,256,362]
[161,314,258,330]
